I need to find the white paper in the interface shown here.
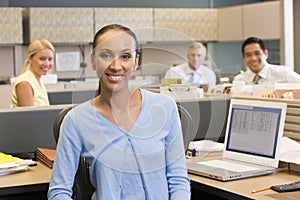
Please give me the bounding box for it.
[188,140,224,152]
[279,136,300,164]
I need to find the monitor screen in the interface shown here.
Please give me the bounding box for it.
[226,104,282,158]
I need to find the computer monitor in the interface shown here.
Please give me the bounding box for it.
[177,98,230,144]
[0,105,70,157]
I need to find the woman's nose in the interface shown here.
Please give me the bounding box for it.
[109,57,122,70]
[45,60,52,67]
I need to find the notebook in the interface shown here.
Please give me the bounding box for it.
[36,148,56,168]
[187,99,287,181]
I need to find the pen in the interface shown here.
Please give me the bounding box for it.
[251,187,270,194]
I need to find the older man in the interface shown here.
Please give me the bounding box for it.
[164,42,216,87]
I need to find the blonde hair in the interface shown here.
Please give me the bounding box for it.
[189,42,206,53]
[21,39,55,74]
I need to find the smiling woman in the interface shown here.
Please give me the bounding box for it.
[11,39,55,108]
[48,24,191,200]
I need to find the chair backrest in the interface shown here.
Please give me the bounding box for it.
[177,104,193,153]
[53,105,94,200]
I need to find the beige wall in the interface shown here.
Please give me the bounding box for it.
[0,47,14,80]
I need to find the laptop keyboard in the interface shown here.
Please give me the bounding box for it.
[197,159,260,173]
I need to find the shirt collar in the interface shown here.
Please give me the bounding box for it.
[248,63,269,80]
[257,63,269,79]
[186,64,204,75]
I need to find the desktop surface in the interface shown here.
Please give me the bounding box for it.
[1,159,299,200]
[187,156,300,200]
[0,162,51,199]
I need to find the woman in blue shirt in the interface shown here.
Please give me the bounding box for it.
[48,24,190,200]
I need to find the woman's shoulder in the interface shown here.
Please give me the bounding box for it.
[14,70,33,85]
[68,100,93,117]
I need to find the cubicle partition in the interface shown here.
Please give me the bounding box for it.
[48,90,96,105]
[177,97,230,144]
[0,105,71,158]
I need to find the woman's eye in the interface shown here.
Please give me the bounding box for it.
[121,54,131,60]
[100,53,112,60]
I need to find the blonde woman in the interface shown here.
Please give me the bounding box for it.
[11,39,55,107]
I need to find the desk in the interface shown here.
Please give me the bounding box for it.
[189,167,300,200]
[1,161,299,200]
[0,162,52,200]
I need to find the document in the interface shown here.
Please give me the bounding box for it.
[0,152,35,176]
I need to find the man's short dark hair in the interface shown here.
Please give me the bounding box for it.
[242,37,266,55]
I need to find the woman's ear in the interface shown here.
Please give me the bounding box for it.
[91,53,96,70]
[133,53,140,71]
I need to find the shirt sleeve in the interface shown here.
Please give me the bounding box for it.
[164,100,191,200]
[207,69,217,87]
[285,69,300,83]
[164,68,176,79]
[48,112,82,200]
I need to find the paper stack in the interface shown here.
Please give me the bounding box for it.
[36,148,56,168]
[279,137,300,174]
[0,152,35,176]
[188,140,224,158]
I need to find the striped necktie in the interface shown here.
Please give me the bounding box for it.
[253,74,260,84]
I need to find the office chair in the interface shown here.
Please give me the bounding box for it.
[177,104,194,153]
[53,106,94,200]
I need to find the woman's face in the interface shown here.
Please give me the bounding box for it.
[93,30,139,92]
[29,48,54,78]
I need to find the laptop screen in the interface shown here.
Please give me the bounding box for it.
[223,99,287,167]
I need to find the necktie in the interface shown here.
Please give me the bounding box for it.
[253,74,260,84]
[188,71,196,83]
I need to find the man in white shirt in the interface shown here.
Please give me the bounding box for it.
[164,42,216,87]
[234,37,300,84]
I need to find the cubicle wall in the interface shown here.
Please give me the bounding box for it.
[0,105,71,157]
[48,90,96,105]
[177,98,230,144]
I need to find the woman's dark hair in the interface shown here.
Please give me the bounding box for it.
[242,37,266,55]
[93,24,139,55]
[93,24,139,96]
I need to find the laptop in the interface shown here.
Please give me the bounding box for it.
[187,99,287,181]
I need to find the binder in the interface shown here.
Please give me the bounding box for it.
[36,148,56,168]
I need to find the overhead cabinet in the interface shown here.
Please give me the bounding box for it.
[218,6,243,41]
[0,7,23,44]
[243,1,280,40]
[23,8,94,44]
[218,1,280,41]
[154,8,218,42]
[94,8,154,43]
[19,2,280,44]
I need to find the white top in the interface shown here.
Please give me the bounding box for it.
[164,63,216,87]
[234,63,300,85]
[11,70,49,108]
